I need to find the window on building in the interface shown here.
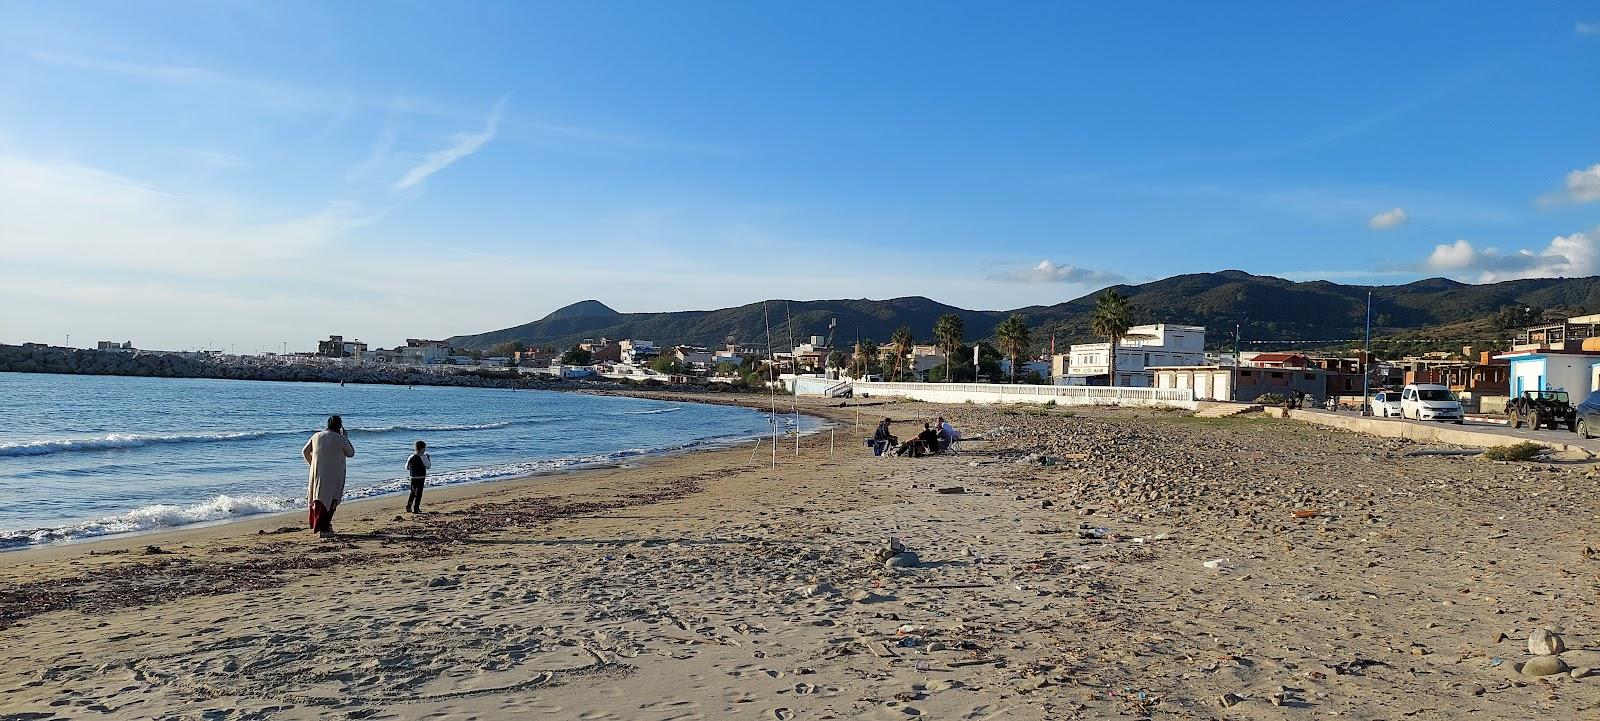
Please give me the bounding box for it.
[1304,373,1315,381]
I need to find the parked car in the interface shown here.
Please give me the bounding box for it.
[1400,383,1464,424]
[1575,395,1600,438]
[1370,390,1403,418]
[1508,390,1577,431]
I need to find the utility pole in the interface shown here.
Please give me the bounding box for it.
[65,334,70,349]
[1232,324,1240,401]
[1361,290,1373,416]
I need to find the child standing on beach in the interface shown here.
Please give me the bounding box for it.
[405,440,431,513]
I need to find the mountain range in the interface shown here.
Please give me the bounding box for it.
[446,270,1600,352]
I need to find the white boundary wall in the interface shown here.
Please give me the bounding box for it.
[851,381,1197,409]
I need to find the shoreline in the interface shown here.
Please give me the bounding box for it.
[0,390,847,559]
[7,401,1600,718]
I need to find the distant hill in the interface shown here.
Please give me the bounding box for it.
[447,271,1600,351]
[541,300,618,321]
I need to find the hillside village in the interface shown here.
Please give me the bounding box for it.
[30,306,1600,418]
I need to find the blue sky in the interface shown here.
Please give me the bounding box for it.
[1,2,1597,351]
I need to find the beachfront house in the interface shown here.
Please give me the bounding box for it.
[1494,349,1600,405]
[401,339,451,365]
[316,335,368,359]
[1055,323,1205,386]
[619,339,659,365]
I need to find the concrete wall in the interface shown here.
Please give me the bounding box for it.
[851,381,1197,409]
[1286,409,1592,454]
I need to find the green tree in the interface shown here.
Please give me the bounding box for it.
[489,339,524,359]
[560,344,593,366]
[853,339,879,378]
[889,326,915,381]
[932,314,966,383]
[651,356,685,374]
[1089,290,1132,386]
[826,349,847,374]
[994,313,1032,383]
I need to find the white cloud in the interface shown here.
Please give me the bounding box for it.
[987,260,1126,285]
[1557,164,1600,203]
[1366,207,1409,230]
[394,96,507,191]
[1422,230,1600,282]
[1577,21,1600,36]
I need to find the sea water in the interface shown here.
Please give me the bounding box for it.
[0,372,811,548]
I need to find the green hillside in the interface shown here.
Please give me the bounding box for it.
[448,271,1600,352]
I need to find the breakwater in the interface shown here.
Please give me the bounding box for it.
[0,344,681,392]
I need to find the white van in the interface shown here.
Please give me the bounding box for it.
[1400,383,1464,424]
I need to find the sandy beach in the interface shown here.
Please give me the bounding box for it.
[4,394,1600,720]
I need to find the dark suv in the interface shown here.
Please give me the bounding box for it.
[1508,390,1576,431]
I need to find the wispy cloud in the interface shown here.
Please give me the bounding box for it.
[394,96,508,192]
[32,51,223,85]
[1367,207,1409,230]
[987,260,1126,285]
[1577,21,1600,36]
[181,148,251,169]
[345,125,396,181]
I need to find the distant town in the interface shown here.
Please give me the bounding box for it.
[11,308,1596,415]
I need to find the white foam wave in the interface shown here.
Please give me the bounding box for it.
[1,494,298,547]
[0,425,812,549]
[622,407,682,415]
[352,420,518,433]
[0,431,279,457]
[0,420,536,458]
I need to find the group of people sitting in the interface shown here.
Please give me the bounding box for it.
[870,415,961,457]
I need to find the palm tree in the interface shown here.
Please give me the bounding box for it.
[854,339,878,379]
[932,314,966,383]
[1089,290,1133,386]
[826,349,847,377]
[889,327,914,381]
[995,314,1031,383]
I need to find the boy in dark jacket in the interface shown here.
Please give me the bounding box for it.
[405,440,431,513]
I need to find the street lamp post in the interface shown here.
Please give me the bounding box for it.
[1361,290,1372,416]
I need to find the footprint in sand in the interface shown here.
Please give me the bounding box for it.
[769,709,794,720]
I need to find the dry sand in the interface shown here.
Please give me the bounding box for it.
[3,395,1600,720]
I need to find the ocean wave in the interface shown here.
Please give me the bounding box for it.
[0,494,298,548]
[0,431,283,457]
[0,420,539,458]
[350,420,520,433]
[0,429,799,549]
[622,407,682,415]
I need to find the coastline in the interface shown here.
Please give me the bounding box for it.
[8,400,1599,718]
[0,388,838,556]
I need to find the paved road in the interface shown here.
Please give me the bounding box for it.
[1302,408,1600,453]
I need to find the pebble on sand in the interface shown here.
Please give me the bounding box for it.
[1522,655,1569,677]
[1528,628,1565,656]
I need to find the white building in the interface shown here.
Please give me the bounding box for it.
[619,339,658,365]
[1494,349,1600,404]
[1055,324,1206,387]
[401,339,451,364]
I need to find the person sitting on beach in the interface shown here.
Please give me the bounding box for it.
[303,414,355,539]
[405,440,432,513]
[872,418,897,453]
[936,416,961,453]
[914,423,940,457]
